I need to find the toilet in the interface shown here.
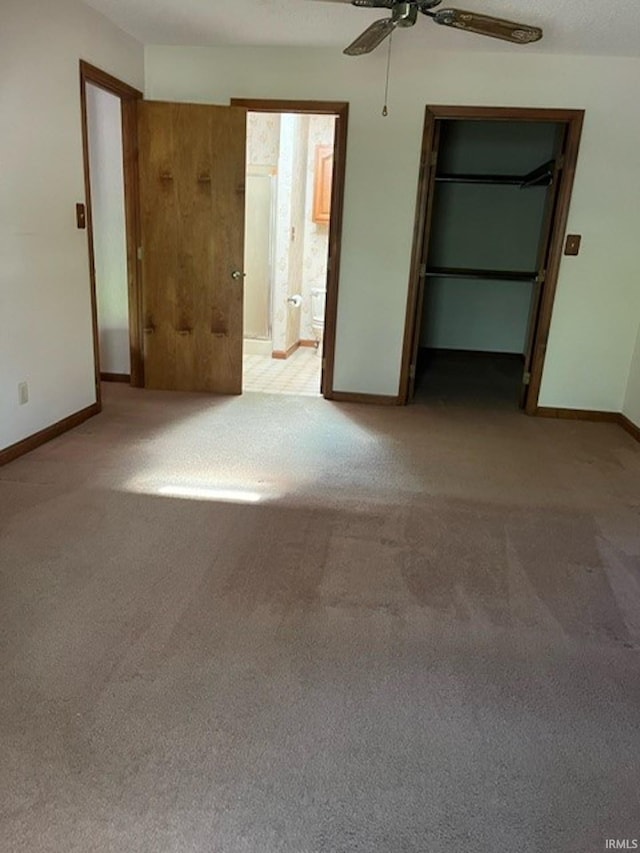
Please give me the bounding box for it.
[310,288,326,354]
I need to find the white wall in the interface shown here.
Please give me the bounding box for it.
[623,323,640,428]
[0,0,143,450]
[86,84,130,376]
[146,44,640,408]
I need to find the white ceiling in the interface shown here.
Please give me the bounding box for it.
[83,0,640,57]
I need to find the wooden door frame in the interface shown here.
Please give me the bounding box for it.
[399,105,584,414]
[79,60,143,400]
[230,98,349,401]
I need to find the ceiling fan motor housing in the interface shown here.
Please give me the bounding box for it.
[350,0,443,8]
[393,3,418,26]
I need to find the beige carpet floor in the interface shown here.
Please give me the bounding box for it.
[1,384,639,852]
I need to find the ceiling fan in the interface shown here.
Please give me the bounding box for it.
[334,0,542,55]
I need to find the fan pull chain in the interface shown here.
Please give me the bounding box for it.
[382,31,393,117]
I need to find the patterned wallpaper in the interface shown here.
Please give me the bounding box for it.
[286,115,309,350]
[247,112,280,166]
[271,114,295,353]
[301,115,335,341]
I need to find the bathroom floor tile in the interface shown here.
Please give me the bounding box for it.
[242,345,322,396]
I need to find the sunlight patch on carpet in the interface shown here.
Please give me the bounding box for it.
[156,484,265,503]
[124,474,280,503]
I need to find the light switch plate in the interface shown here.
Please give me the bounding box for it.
[564,234,582,256]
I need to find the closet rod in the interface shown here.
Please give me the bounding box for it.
[435,159,555,189]
[520,159,555,189]
[435,174,523,186]
[426,267,538,282]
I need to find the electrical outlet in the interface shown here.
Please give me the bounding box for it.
[18,382,29,405]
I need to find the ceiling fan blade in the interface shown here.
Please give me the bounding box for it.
[344,18,397,55]
[304,0,393,5]
[310,0,394,5]
[430,9,542,44]
[352,0,396,7]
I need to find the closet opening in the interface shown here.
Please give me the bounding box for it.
[401,106,584,413]
[79,61,143,399]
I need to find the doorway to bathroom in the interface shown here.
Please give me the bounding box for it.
[232,99,348,398]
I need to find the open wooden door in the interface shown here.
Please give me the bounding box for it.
[519,126,567,410]
[138,102,246,393]
[405,121,442,402]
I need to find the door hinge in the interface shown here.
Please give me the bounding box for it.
[523,371,531,386]
[557,155,565,170]
[409,364,416,379]
[536,269,546,284]
[430,150,438,167]
[322,358,326,370]
[137,246,143,261]
[419,262,427,278]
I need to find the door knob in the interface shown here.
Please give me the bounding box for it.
[231,270,246,280]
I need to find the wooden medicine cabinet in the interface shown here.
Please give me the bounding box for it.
[313,145,333,223]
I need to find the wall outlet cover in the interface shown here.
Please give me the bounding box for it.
[564,234,582,256]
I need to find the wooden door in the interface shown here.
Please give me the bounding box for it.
[407,122,441,401]
[138,101,246,393]
[519,125,567,408]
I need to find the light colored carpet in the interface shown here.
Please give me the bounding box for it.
[1,384,639,852]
